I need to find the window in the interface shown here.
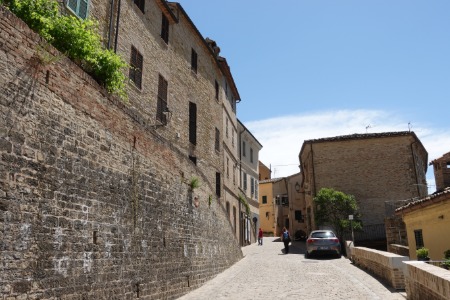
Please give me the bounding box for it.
[215,128,220,152]
[414,229,424,249]
[231,129,235,147]
[447,162,450,169]
[255,181,258,199]
[295,210,303,222]
[191,49,198,73]
[265,212,269,219]
[129,46,143,89]
[189,102,197,145]
[215,80,219,101]
[226,158,229,178]
[133,0,144,13]
[226,202,230,217]
[189,155,197,165]
[250,148,254,163]
[161,13,169,44]
[216,172,221,197]
[226,118,229,138]
[157,75,168,123]
[243,172,247,190]
[250,177,254,195]
[262,196,267,204]
[66,0,89,19]
[242,141,246,157]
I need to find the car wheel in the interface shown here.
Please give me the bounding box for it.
[305,252,309,259]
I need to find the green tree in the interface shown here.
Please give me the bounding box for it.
[313,187,362,240]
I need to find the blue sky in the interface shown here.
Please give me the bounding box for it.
[178,1,450,191]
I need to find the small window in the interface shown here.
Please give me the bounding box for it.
[265,211,269,219]
[161,13,169,44]
[226,202,230,217]
[216,172,221,197]
[215,128,220,152]
[232,130,235,147]
[250,148,254,163]
[189,155,197,165]
[191,49,198,73]
[251,177,254,195]
[157,75,168,123]
[226,158,230,178]
[262,196,267,204]
[226,118,229,138]
[133,0,145,13]
[215,80,219,101]
[189,102,197,145]
[414,229,424,249]
[129,46,143,89]
[242,141,246,157]
[66,0,89,19]
[446,162,450,169]
[243,172,247,190]
[295,210,303,221]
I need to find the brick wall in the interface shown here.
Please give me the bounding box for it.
[0,7,242,299]
[351,246,409,290]
[404,261,450,300]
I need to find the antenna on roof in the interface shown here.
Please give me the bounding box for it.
[408,122,412,132]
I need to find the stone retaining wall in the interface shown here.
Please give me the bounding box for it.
[350,246,409,290]
[404,261,450,300]
[0,7,242,299]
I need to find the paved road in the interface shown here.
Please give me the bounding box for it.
[178,237,407,300]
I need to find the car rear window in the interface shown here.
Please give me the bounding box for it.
[311,231,336,238]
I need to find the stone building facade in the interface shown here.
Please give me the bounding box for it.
[237,119,262,244]
[430,151,450,192]
[0,1,253,299]
[298,132,428,242]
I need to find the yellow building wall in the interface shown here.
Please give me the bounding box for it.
[403,200,450,260]
[259,182,275,236]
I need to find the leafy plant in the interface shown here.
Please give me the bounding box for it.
[444,249,450,259]
[189,177,200,190]
[314,188,362,240]
[239,194,250,215]
[2,0,128,100]
[442,259,450,270]
[416,247,429,260]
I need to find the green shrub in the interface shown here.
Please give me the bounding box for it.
[3,0,128,100]
[444,249,450,259]
[416,247,429,260]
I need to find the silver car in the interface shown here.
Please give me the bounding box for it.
[305,230,341,258]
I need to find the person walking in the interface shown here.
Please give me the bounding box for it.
[258,228,263,245]
[281,227,291,254]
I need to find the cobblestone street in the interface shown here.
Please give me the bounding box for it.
[178,237,407,300]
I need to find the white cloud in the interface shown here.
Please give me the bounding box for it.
[245,109,450,192]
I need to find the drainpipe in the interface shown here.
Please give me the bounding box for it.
[114,0,122,53]
[107,0,115,49]
[239,127,247,246]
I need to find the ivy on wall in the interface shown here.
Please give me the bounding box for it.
[1,0,128,100]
